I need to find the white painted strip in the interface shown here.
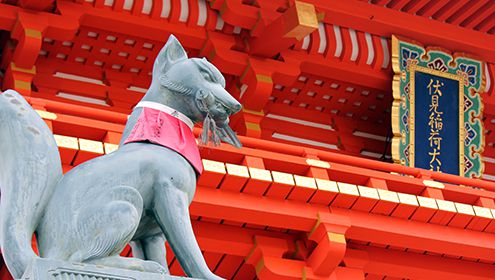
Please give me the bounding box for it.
[54,72,104,85]
[365,32,374,65]
[301,35,310,50]
[482,174,495,181]
[485,63,491,93]
[349,28,359,62]
[161,0,171,18]
[142,0,152,14]
[57,92,109,106]
[272,133,339,150]
[317,23,327,54]
[104,0,114,6]
[179,0,189,22]
[123,0,134,10]
[361,150,391,159]
[484,156,495,164]
[127,86,147,93]
[266,113,334,131]
[233,26,242,34]
[381,37,390,68]
[215,14,225,30]
[197,0,207,26]
[239,84,248,98]
[333,25,343,57]
[353,131,388,141]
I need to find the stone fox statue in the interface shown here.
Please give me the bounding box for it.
[0,35,242,280]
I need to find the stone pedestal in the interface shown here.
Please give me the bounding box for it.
[20,258,196,280]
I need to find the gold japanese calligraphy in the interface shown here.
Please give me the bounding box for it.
[427,79,444,171]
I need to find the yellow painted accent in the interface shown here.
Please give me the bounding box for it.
[202,159,226,174]
[423,180,445,189]
[226,163,250,178]
[302,267,308,280]
[454,202,475,215]
[35,110,57,120]
[271,171,295,185]
[435,199,457,213]
[285,1,318,40]
[397,193,418,206]
[473,206,493,219]
[245,122,261,131]
[249,167,272,181]
[244,238,258,261]
[377,189,400,203]
[242,108,264,116]
[315,179,338,192]
[79,139,104,154]
[11,63,36,74]
[255,259,265,274]
[317,12,325,21]
[337,182,359,196]
[306,158,330,168]
[208,50,216,60]
[417,196,438,209]
[54,134,79,150]
[14,80,31,91]
[357,185,379,199]
[308,213,322,238]
[25,28,42,39]
[104,143,119,154]
[294,175,317,189]
[328,232,346,244]
[391,35,402,164]
[255,74,273,83]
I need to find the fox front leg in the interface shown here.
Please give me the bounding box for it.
[153,184,224,280]
[130,234,169,274]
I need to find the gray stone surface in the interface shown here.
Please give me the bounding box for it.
[20,258,197,280]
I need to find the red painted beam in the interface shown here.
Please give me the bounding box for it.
[0,3,78,41]
[17,0,54,11]
[57,2,206,50]
[191,186,495,261]
[347,245,495,280]
[308,0,495,63]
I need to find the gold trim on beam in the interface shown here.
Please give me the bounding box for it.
[25,28,42,39]
[285,1,318,40]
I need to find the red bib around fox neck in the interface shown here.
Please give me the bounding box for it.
[123,102,203,175]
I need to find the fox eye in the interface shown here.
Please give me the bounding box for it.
[201,71,213,82]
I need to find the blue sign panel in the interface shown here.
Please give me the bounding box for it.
[413,69,461,175]
[392,36,485,178]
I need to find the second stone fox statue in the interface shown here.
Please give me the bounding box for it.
[0,35,242,280]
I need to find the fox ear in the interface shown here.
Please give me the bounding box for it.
[153,35,188,77]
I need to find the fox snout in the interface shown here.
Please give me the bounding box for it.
[213,88,242,116]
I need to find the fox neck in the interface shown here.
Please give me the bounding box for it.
[119,83,203,146]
